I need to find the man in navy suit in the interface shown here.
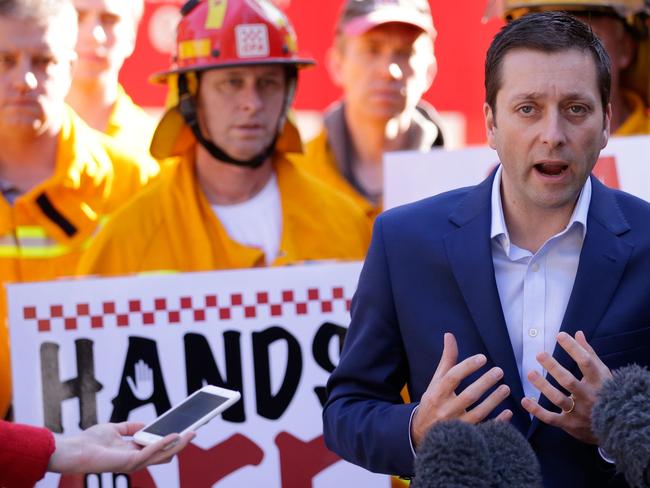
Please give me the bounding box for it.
[323,11,650,487]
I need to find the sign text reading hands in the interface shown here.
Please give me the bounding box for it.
[8,263,388,487]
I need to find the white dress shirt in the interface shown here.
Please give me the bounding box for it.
[409,167,593,457]
[490,165,591,400]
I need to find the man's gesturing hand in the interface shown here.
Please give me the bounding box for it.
[521,331,612,444]
[410,333,512,450]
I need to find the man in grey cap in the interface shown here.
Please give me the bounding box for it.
[299,0,445,219]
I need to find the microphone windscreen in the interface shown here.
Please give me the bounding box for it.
[592,364,650,488]
[477,419,543,488]
[412,420,491,488]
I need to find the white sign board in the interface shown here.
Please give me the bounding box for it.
[384,135,650,209]
[8,263,388,488]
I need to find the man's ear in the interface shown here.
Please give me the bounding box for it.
[123,17,139,60]
[69,50,78,75]
[601,102,612,149]
[63,50,77,97]
[326,45,344,87]
[618,32,636,71]
[424,54,438,92]
[484,102,497,150]
[422,35,437,91]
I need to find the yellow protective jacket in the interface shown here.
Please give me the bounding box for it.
[299,129,377,218]
[106,85,158,159]
[616,90,650,136]
[0,106,159,417]
[78,151,371,276]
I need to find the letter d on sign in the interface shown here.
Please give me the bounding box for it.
[253,326,302,420]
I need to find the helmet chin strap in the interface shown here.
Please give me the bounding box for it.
[177,73,278,169]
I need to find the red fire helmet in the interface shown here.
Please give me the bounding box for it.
[149,0,314,160]
[151,0,314,82]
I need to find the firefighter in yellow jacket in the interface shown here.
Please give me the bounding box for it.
[78,0,371,276]
[488,0,650,135]
[66,0,158,164]
[298,0,445,220]
[0,0,158,418]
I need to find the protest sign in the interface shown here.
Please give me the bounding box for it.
[8,262,387,487]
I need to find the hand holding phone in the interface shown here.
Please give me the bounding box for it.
[134,385,240,446]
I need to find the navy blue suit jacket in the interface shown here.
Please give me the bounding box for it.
[323,172,650,487]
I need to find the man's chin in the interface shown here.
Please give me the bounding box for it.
[215,144,273,165]
[73,64,111,83]
[362,104,407,123]
[1,117,47,137]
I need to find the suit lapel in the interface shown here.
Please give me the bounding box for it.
[528,177,633,437]
[444,173,529,430]
[557,178,633,345]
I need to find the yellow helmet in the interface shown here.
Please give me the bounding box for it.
[489,0,649,20]
[485,0,650,108]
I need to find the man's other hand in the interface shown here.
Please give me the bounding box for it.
[410,332,512,450]
[522,330,612,444]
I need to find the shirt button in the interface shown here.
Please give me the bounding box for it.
[529,328,539,337]
[531,263,540,272]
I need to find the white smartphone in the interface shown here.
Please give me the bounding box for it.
[133,385,240,445]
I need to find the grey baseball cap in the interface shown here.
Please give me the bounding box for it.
[336,0,436,37]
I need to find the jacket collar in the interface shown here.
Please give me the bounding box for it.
[444,169,530,429]
[0,107,112,244]
[180,151,323,268]
[323,100,444,204]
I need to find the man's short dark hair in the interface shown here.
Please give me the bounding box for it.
[485,11,611,116]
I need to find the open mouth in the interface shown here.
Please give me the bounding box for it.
[534,163,568,176]
[79,52,105,60]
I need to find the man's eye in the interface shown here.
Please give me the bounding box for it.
[32,56,54,68]
[518,105,535,115]
[362,43,382,57]
[568,105,588,115]
[100,13,120,27]
[219,78,243,91]
[395,48,414,59]
[0,54,15,69]
[258,78,282,91]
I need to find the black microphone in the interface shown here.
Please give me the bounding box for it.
[592,364,650,488]
[477,419,542,488]
[412,419,492,488]
[412,419,542,488]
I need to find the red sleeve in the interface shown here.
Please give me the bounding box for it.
[0,420,55,488]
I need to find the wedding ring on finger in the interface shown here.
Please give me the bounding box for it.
[562,394,576,414]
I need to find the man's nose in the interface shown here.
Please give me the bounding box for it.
[12,60,37,92]
[239,83,265,112]
[86,20,107,44]
[540,109,567,148]
[376,54,403,81]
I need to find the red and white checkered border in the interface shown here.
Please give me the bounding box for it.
[22,287,352,333]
